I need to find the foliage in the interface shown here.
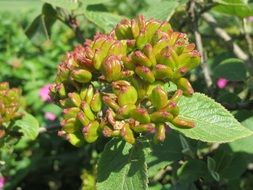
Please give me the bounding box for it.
[0,0,253,189]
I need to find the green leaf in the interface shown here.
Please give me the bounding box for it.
[169,93,253,143]
[207,157,220,181]
[212,146,249,180]
[25,3,57,46]
[142,0,179,21]
[145,131,182,177]
[229,116,253,154]
[96,138,148,190]
[41,0,78,10]
[207,157,216,172]
[177,160,207,183]
[15,113,40,140]
[213,58,247,81]
[82,0,111,6]
[42,104,62,115]
[213,0,253,18]
[0,0,42,12]
[84,11,123,33]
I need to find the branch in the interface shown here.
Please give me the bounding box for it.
[188,1,213,91]
[66,15,85,43]
[202,13,253,75]
[56,10,84,43]
[243,18,253,57]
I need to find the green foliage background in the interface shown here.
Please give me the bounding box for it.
[0,0,253,189]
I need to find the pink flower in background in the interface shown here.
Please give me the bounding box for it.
[0,176,6,190]
[44,112,57,121]
[248,16,253,22]
[39,84,52,102]
[217,78,228,89]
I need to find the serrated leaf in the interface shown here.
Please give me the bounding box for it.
[213,0,253,18]
[142,0,179,21]
[84,11,123,32]
[96,138,148,190]
[213,58,247,81]
[169,93,253,143]
[15,113,40,140]
[41,0,78,10]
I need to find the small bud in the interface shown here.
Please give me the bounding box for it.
[154,124,166,143]
[85,85,94,105]
[170,89,183,102]
[83,120,100,143]
[136,30,148,49]
[178,50,200,71]
[149,85,168,109]
[145,20,161,41]
[77,111,90,126]
[80,101,95,121]
[152,37,171,55]
[56,83,66,98]
[93,42,114,70]
[80,87,88,100]
[108,41,127,56]
[142,43,156,66]
[92,34,107,50]
[172,116,195,128]
[132,51,152,67]
[68,92,81,107]
[67,133,84,147]
[120,123,135,144]
[175,78,194,96]
[63,107,80,119]
[102,96,120,111]
[156,50,176,69]
[117,104,136,119]
[122,55,135,70]
[131,19,140,38]
[150,110,173,123]
[90,91,102,112]
[130,76,148,99]
[115,20,133,39]
[71,69,92,83]
[122,70,134,79]
[162,101,179,116]
[102,56,122,82]
[61,118,79,133]
[153,64,174,80]
[131,123,155,133]
[112,81,138,106]
[135,66,155,83]
[131,107,151,124]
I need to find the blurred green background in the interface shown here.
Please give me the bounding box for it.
[1,0,253,189]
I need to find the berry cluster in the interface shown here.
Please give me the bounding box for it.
[50,16,200,146]
[0,82,22,139]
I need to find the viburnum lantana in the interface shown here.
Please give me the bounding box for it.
[0,82,22,140]
[50,16,200,146]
